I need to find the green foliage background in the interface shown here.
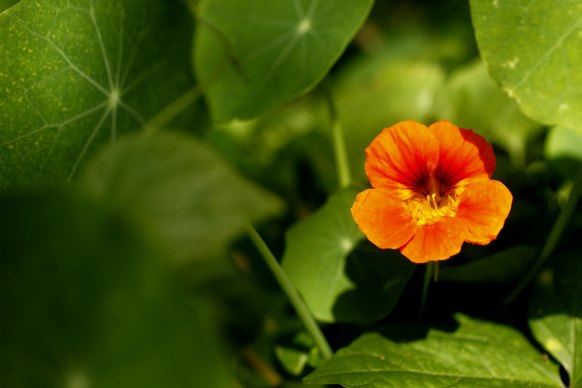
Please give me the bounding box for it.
[1,0,582,386]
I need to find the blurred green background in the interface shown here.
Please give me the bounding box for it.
[2,0,582,386]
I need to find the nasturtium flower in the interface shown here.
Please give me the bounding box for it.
[351,120,512,263]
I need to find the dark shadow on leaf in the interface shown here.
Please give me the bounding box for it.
[547,156,582,183]
[331,240,415,325]
[368,316,460,344]
[529,250,582,320]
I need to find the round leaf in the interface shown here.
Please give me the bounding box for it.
[470,0,582,129]
[0,0,195,187]
[433,61,541,166]
[282,188,415,324]
[80,131,283,264]
[194,0,374,121]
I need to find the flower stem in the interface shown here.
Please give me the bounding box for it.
[245,224,333,360]
[323,81,351,188]
[504,166,582,305]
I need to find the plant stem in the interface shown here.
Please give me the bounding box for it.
[143,86,201,134]
[323,82,351,188]
[245,224,333,360]
[504,166,582,305]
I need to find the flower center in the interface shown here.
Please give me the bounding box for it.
[406,177,458,225]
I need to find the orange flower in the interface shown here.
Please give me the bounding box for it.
[351,120,512,263]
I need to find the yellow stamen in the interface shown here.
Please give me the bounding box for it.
[408,190,458,225]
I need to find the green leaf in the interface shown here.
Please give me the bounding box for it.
[440,245,537,283]
[306,314,562,387]
[276,346,310,376]
[333,57,445,182]
[545,126,582,178]
[0,189,230,388]
[470,0,582,130]
[275,332,321,376]
[282,188,415,324]
[530,252,582,387]
[433,60,541,167]
[194,0,374,122]
[0,0,18,13]
[546,126,582,163]
[79,130,283,264]
[0,0,195,187]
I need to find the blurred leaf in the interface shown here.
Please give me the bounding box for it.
[470,0,582,130]
[530,252,582,387]
[276,346,309,377]
[275,332,321,376]
[440,245,537,283]
[333,57,444,181]
[282,188,415,324]
[0,0,195,187]
[545,126,582,178]
[194,0,374,121]
[433,61,541,166]
[206,94,336,193]
[0,189,230,388]
[80,130,283,264]
[546,126,582,162]
[306,314,562,387]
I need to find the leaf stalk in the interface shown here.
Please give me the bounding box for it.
[245,224,333,360]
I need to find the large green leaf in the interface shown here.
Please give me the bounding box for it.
[194,0,374,122]
[0,0,18,13]
[470,0,582,130]
[306,314,562,387]
[0,0,195,187]
[281,188,415,324]
[0,189,230,388]
[80,130,282,264]
[530,252,582,387]
[433,61,541,167]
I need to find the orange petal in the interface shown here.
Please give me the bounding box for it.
[365,121,439,196]
[351,188,416,249]
[399,218,465,263]
[456,180,513,245]
[430,121,496,188]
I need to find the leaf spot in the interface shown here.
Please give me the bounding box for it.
[339,236,354,253]
[65,369,91,388]
[544,338,566,354]
[502,57,519,69]
[108,87,121,108]
[296,18,312,35]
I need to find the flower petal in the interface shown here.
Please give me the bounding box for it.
[399,218,465,263]
[430,121,496,187]
[365,121,439,196]
[351,188,416,249]
[456,180,513,245]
